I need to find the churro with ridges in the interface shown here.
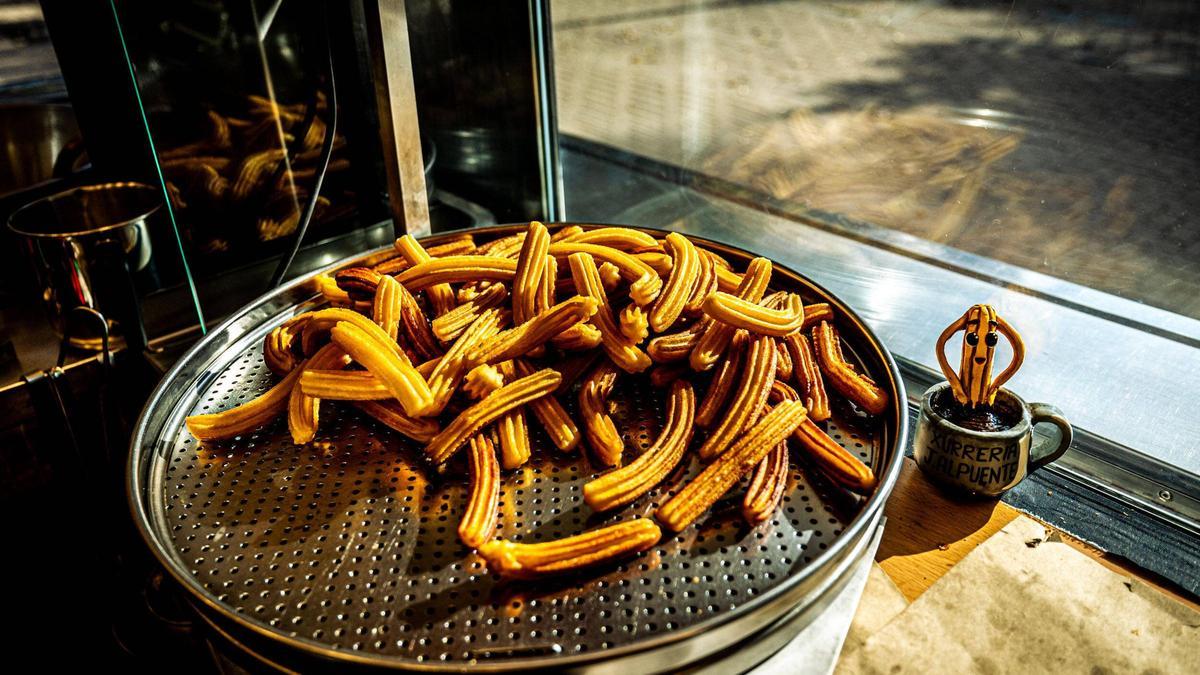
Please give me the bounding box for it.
[695,330,748,429]
[459,435,501,548]
[803,303,834,329]
[656,400,808,532]
[395,255,517,291]
[395,234,456,316]
[300,370,389,400]
[584,379,695,511]
[812,321,889,415]
[619,303,649,343]
[690,257,772,371]
[560,227,659,251]
[537,253,557,315]
[186,365,304,441]
[497,406,531,469]
[512,221,550,324]
[550,323,602,351]
[303,308,406,358]
[478,518,661,579]
[373,238,476,275]
[703,291,804,337]
[425,368,562,464]
[351,400,439,442]
[394,281,443,361]
[597,262,622,291]
[784,333,831,421]
[550,224,582,242]
[512,358,580,452]
[467,296,597,366]
[475,232,525,258]
[287,344,347,445]
[372,275,403,341]
[743,440,788,524]
[431,282,507,343]
[713,263,743,294]
[648,233,699,333]
[330,322,433,417]
[550,242,662,306]
[768,381,875,492]
[579,360,623,466]
[683,245,718,317]
[568,252,652,373]
[697,333,777,461]
[775,339,794,381]
[334,267,382,301]
[463,363,505,400]
[314,273,352,305]
[425,308,506,415]
[646,319,710,363]
[263,315,306,376]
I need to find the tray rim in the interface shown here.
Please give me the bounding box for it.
[127,222,909,672]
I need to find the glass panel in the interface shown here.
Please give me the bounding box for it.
[551,1,1200,472]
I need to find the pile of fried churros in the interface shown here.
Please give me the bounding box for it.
[185,223,887,580]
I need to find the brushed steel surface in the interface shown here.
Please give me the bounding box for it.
[130,225,906,671]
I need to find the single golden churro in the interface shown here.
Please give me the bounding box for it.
[425,368,562,464]
[551,322,603,351]
[394,234,456,317]
[186,365,304,441]
[690,257,772,371]
[431,282,507,343]
[784,333,831,421]
[775,339,794,381]
[353,400,440,442]
[804,303,834,328]
[462,363,505,400]
[287,344,347,444]
[713,262,743,293]
[467,296,597,366]
[550,224,583,242]
[619,303,649,343]
[769,381,875,492]
[568,252,652,373]
[425,308,507,415]
[303,308,406,357]
[694,330,748,429]
[550,242,663,306]
[476,232,525,258]
[330,322,433,417]
[579,360,623,466]
[560,226,659,251]
[394,281,443,361]
[697,333,777,460]
[683,244,718,317]
[636,251,673,279]
[702,291,804,337]
[263,315,306,376]
[656,400,808,532]
[597,261,622,291]
[334,266,381,301]
[478,517,661,579]
[537,253,557,315]
[495,361,531,469]
[512,358,580,452]
[300,369,388,400]
[812,321,889,415]
[649,232,700,332]
[584,379,695,511]
[395,255,517,291]
[646,319,709,363]
[743,440,788,524]
[512,221,550,324]
[372,275,403,342]
[459,435,501,549]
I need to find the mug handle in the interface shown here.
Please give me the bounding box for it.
[1028,403,1072,472]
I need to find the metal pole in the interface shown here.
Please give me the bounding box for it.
[363,0,431,237]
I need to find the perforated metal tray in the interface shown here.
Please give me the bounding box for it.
[129,224,907,673]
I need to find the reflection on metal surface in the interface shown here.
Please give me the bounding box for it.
[363,0,430,236]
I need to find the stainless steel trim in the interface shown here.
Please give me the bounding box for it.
[529,0,565,220]
[128,224,908,672]
[363,0,430,237]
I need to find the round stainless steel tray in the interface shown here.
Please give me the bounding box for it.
[129,224,908,672]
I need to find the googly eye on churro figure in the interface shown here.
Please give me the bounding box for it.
[935,304,1025,408]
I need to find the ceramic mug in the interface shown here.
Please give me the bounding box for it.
[913,382,1072,498]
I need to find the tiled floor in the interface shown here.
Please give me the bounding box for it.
[553,0,1200,319]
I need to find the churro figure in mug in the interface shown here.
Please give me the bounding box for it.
[936,304,1025,408]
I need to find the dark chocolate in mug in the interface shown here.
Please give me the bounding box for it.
[914,382,1071,498]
